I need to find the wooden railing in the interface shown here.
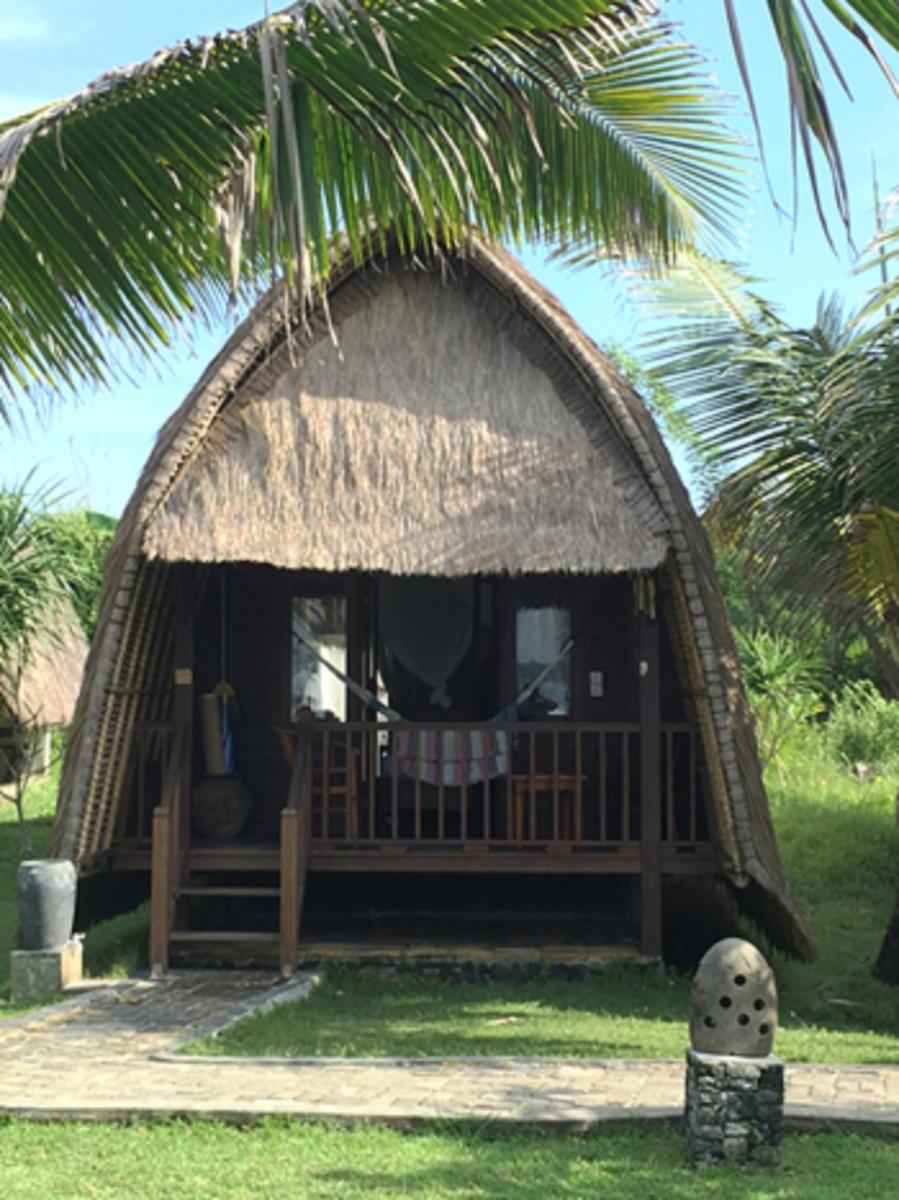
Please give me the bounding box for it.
[299,720,707,852]
[148,719,189,975]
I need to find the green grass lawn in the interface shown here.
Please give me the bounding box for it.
[0,1120,897,1200]
[189,963,899,1063]
[194,730,899,1063]
[0,770,149,1020]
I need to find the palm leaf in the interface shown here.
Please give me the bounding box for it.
[724,0,899,242]
[0,0,747,416]
[843,504,899,624]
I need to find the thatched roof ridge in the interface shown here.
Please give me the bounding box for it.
[51,238,811,957]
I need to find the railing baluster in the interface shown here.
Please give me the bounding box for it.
[600,731,607,842]
[368,729,375,840]
[575,730,583,842]
[622,731,631,841]
[391,729,399,840]
[552,730,560,842]
[438,733,445,841]
[322,728,330,841]
[415,731,422,842]
[347,729,356,839]
[461,771,468,843]
[528,731,536,841]
[505,744,513,842]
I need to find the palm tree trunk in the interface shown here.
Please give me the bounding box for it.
[857,619,899,700]
[874,889,899,984]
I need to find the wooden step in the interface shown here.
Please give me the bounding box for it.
[179,886,281,898]
[188,844,279,871]
[168,930,280,944]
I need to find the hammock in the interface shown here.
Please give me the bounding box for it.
[292,632,573,786]
[392,727,509,787]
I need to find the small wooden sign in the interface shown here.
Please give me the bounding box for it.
[173,667,193,686]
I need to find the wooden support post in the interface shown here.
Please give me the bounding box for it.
[172,581,195,874]
[149,806,171,977]
[639,605,662,960]
[280,712,313,977]
[280,808,300,978]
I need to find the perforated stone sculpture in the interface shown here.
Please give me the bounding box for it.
[689,937,777,1056]
[685,938,784,1168]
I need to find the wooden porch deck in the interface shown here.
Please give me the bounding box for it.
[137,718,714,976]
[135,598,715,975]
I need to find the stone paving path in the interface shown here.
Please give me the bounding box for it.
[1,971,897,1128]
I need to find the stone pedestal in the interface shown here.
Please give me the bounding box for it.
[685,1048,784,1167]
[10,939,83,1005]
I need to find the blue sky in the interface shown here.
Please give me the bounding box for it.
[2,1,898,514]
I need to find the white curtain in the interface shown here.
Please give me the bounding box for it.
[516,606,571,715]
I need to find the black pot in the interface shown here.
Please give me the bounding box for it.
[17,859,77,950]
[191,775,253,843]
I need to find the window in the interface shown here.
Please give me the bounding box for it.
[291,595,347,720]
[516,581,571,717]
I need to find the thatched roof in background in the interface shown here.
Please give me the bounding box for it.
[52,239,812,958]
[0,601,87,727]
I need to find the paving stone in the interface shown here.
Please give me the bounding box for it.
[0,971,897,1127]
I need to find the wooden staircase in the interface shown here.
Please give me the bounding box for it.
[167,846,282,961]
[149,722,312,978]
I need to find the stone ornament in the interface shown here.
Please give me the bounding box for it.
[689,937,777,1056]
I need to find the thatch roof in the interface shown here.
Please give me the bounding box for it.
[51,239,812,958]
[0,601,87,727]
[142,265,668,576]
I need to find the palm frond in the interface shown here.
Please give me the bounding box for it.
[724,0,899,242]
[0,0,748,415]
[647,268,899,637]
[842,504,899,629]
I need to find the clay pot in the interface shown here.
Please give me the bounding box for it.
[17,859,77,950]
[191,775,253,843]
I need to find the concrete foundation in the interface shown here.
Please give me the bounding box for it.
[685,1047,784,1167]
[10,938,83,1005]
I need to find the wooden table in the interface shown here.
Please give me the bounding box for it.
[510,774,581,841]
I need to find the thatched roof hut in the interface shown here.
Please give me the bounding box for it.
[51,240,812,959]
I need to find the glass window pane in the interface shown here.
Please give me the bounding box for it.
[291,595,347,720]
[516,602,571,717]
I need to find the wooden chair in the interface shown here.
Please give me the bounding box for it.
[276,725,359,840]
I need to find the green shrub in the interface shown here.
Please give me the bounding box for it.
[827,680,899,768]
[736,628,824,769]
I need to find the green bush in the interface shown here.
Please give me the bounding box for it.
[735,628,824,769]
[827,680,899,768]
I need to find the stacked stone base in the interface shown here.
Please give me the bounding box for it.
[10,939,83,1005]
[685,1048,784,1167]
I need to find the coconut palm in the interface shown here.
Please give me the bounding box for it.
[0,0,751,418]
[644,258,899,691]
